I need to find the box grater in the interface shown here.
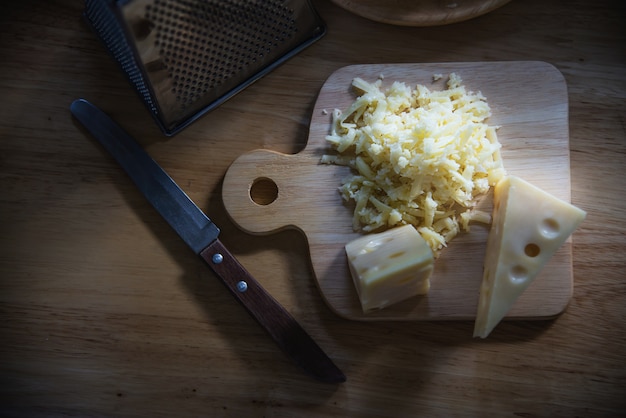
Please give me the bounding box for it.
[83,0,326,136]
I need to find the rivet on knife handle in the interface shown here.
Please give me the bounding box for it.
[70,98,345,383]
[201,239,346,383]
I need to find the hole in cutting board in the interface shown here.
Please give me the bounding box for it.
[250,177,278,205]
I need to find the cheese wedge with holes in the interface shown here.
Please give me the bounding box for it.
[345,224,434,312]
[474,175,586,338]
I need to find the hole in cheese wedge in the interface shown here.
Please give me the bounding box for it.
[524,243,540,257]
[473,175,586,338]
[540,218,560,238]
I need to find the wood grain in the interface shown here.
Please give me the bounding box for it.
[1,0,625,416]
[330,0,512,26]
[223,61,573,320]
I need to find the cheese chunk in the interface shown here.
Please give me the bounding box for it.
[345,224,434,312]
[474,176,586,338]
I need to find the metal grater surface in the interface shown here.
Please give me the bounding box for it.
[84,0,326,135]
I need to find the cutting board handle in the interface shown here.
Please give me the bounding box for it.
[223,149,318,235]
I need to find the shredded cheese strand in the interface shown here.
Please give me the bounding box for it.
[322,73,505,254]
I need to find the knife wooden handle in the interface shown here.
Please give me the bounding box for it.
[199,239,346,383]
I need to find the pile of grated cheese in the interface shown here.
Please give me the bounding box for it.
[321,73,506,254]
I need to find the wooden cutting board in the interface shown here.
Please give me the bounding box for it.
[222,61,573,321]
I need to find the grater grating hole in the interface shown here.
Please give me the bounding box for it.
[146,0,298,107]
[84,0,159,115]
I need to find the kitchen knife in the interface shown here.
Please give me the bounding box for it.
[70,98,345,383]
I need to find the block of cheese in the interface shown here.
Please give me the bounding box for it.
[345,224,434,312]
[474,175,586,338]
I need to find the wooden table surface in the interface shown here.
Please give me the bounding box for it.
[1,0,624,416]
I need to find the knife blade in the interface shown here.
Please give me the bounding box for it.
[70,98,345,383]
